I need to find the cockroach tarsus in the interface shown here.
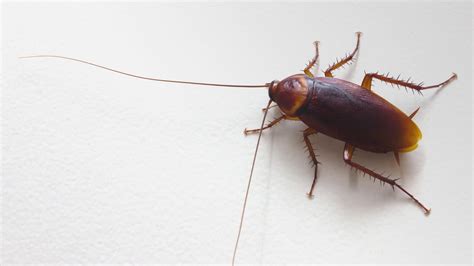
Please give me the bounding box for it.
[20,32,457,265]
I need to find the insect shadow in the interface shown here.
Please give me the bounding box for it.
[258,114,426,219]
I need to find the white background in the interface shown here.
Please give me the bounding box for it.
[2,2,472,264]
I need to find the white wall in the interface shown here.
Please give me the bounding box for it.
[2,2,472,264]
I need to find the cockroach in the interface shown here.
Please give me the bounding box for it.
[21,32,457,264]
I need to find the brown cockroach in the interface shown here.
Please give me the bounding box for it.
[21,32,457,264]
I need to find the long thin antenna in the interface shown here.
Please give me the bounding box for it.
[19,55,270,88]
[232,99,272,265]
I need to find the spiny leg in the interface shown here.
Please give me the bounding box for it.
[343,143,431,215]
[361,72,457,93]
[360,71,441,166]
[244,115,287,135]
[303,41,320,78]
[324,32,362,78]
[303,128,320,198]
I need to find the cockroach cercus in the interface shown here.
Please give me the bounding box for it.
[21,32,457,265]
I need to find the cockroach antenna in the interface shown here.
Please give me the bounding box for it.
[20,54,274,264]
[19,55,270,88]
[231,99,272,266]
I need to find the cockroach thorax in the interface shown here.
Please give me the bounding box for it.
[268,74,311,116]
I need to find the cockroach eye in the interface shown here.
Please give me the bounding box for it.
[268,80,279,101]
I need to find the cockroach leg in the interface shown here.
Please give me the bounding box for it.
[343,143,431,215]
[244,115,287,135]
[303,41,320,78]
[261,104,278,112]
[303,128,319,198]
[361,72,457,93]
[324,32,362,78]
[408,107,420,119]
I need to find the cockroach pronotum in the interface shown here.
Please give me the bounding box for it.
[21,32,457,264]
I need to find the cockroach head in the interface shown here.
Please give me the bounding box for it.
[268,74,310,116]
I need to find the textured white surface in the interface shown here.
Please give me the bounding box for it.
[2,2,472,264]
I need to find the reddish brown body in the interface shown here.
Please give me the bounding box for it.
[270,74,422,153]
[254,32,456,221]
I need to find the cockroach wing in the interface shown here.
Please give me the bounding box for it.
[299,77,421,153]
